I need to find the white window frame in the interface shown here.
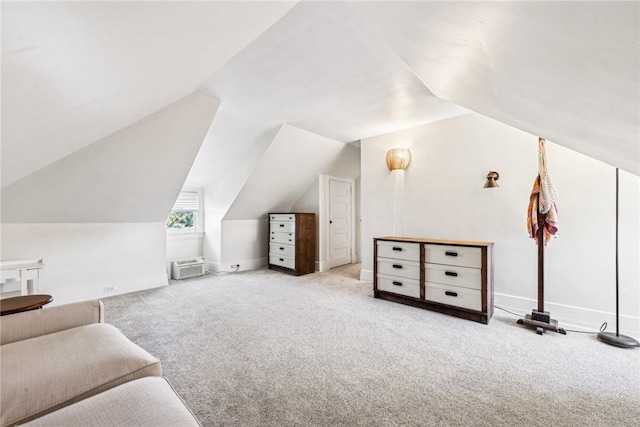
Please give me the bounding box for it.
[166,188,204,235]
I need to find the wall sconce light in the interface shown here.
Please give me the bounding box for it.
[386,148,412,171]
[483,171,500,188]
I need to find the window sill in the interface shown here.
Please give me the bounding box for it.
[166,232,204,241]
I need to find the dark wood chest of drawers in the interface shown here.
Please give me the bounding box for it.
[268,213,316,276]
[374,236,494,324]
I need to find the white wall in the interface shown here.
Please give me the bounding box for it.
[224,124,356,220]
[201,108,278,272]
[1,223,167,305]
[166,233,204,277]
[206,124,360,273]
[2,93,220,223]
[1,93,220,303]
[167,234,204,261]
[292,143,361,271]
[220,219,269,272]
[361,113,639,335]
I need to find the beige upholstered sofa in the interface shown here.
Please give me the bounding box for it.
[0,300,199,426]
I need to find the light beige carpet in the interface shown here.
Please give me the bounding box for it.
[104,264,640,427]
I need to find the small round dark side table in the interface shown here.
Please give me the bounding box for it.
[0,294,53,316]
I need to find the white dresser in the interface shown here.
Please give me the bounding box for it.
[374,237,493,324]
[376,240,421,299]
[268,213,315,276]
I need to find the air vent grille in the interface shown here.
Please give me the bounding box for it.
[171,257,205,280]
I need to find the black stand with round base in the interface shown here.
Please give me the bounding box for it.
[598,168,640,349]
[597,332,640,349]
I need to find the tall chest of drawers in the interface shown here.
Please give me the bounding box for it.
[374,237,494,324]
[268,213,316,276]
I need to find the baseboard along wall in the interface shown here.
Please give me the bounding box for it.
[205,257,268,274]
[359,269,639,336]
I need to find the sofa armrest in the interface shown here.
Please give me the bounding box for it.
[0,299,104,345]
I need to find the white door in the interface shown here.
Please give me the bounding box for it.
[328,178,353,268]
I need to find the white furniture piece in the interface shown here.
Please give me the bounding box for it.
[374,237,494,324]
[268,213,316,276]
[0,259,45,298]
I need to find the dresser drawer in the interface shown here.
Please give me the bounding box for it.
[269,243,295,258]
[377,241,420,262]
[425,282,481,311]
[425,264,481,291]
[269,254,295,270]
[377,274,420,299]
[270,231,295,245]
[270,221,295,233]
[425,245,481,268]
[269,213,295,222]
[377,259,420,280]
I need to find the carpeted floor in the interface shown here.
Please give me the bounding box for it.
[103,264,640,427]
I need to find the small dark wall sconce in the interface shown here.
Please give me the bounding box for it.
[483,171,500,188]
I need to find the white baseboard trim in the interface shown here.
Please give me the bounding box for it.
[494,292,640,336]
[360,269,373,283]
[317,260,327,272]
[49,274,169,307]
[206,257,267,274]
[347,275,639,336]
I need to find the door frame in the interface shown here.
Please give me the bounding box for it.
[319,174,356,272]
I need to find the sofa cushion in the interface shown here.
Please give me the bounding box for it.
[0,323,161,427]
[0,300,104,346]
[20,377,199,427]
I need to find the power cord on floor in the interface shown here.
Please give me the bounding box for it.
[562,323,606,335]
[218,265,241,275]
[494,305,605,335]
[495,305,524,318]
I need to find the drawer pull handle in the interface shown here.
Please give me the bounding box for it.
[392,247,403,251]
[279,247,284,250]
[279,258,284,262]
[288,239,292,242]
[392,281,403,286]
[445,251,458,257]
[445,271,458,277]
[392,264,403,269]
[279,224,285,227]
[445,291,458,297]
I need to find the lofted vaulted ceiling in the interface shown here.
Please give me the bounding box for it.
[350,1,639,175]
[1,1,296,188]
[190,1,638,190]
[2,1,638,205]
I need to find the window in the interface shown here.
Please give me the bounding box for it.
[167,190,202,232]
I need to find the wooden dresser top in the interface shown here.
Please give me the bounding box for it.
[375,236,494,248]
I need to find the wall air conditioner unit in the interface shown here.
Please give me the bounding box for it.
[171,257,205,280]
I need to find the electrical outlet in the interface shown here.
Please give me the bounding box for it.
[103,286,115,294]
